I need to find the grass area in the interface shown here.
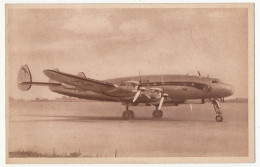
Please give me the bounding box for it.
[9,149,119,158]
[9,150,81,158]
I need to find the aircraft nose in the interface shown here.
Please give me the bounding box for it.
[226,84,235,96]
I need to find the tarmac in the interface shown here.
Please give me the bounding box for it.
[8,100,248,157]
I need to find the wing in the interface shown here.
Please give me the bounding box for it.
[43,69,117,93]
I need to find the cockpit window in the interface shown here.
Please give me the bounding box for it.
[212,79,220,83]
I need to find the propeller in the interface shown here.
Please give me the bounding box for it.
[132,71,152,103]
[158,93,168,110]
[132,74,170,106]
[132,87,151,103]
[157,76,170,110]
[133,90,142,102]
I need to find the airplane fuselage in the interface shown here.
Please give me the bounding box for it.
[48,74,234,104]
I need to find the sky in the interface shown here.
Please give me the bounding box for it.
[6,6,248,99]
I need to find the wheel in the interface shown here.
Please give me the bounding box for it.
[216,115,223,122]
[122,110,130,120]
[152,110,163,119]
[122,110,134,120]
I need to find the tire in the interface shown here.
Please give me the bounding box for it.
[153,110,163,119]
[122,111,130,120]
[122,110,134,120]
[216,115,223,122]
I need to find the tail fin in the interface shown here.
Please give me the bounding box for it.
[17,65,32,91]
[17,65,62,91]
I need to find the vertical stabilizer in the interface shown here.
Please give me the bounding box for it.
[17,65,32,91]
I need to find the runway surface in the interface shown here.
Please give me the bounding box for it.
[8,100,248,157]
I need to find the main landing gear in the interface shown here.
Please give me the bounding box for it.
[122,106,135,120]
[211,99,223,122]
[121,106,163,120]
[152,106,163,119]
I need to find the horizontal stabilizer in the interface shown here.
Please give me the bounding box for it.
[18,82,61,86]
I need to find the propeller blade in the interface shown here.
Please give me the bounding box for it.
[158,97,165,110]
[133,90,141,102]
[189,104,193,112]
[165,96,171,101]
[143,91,151,99]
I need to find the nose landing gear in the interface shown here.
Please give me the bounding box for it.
[216,114,223,122]
[211,99,223,122]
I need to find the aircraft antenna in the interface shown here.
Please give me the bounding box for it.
[198,71,201,76]
[139,70,142,84]
[161,76,164,91]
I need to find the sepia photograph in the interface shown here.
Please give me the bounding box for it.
[5,4,254,163]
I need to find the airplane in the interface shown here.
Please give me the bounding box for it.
[17,64,234,122]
